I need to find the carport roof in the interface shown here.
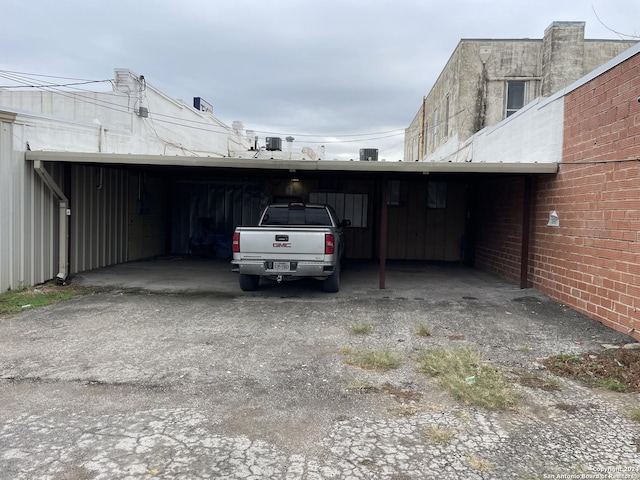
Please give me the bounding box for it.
[25,151,558,174]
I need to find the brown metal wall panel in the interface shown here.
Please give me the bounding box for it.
[70,165,128,273]
[127,173,167,261]
[387,180,466,261]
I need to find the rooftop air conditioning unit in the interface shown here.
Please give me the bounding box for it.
[266,137,282,151]
[359,148,378,161]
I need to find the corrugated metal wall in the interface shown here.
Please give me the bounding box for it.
[0,120,62,292]
[127,173,169,261]
[70,165,128,274]
[0,131,133,293]
[171,183,267,255]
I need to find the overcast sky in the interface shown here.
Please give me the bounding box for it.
[1,0,638,160]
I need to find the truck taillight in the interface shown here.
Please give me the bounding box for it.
[325,234,335,255]
[232,232,240,253]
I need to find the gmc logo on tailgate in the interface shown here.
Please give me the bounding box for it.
[273,242,291,248]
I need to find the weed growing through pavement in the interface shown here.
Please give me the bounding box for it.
[345,380,379,393]
[341,347,402,371]
[424,426,455,445]
[388,404,420,417]
[349,323,373,335]
[416,347,516,410]
[629,408,640,422]
[512,370,562,391]
[467,454,494,472]
[414,323,433,337]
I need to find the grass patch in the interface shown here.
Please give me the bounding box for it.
[628,408,640,422]
[597,378,628,392]
[416,347,516,410]
[467,454,494,472]
[542,349,640,393]
[349,323,373,335]
[545,353,582,369]
[341,347,402,371]
[345,380,379,393]
[414,323,433,337]
[513,370,561,391]
[424,426,455,445]
[0,282,92,317]
[388,404,420,417]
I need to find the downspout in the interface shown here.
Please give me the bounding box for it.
[33,160,69,285]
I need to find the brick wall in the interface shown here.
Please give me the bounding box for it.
[474,176,525,283]
[530,52,640,340]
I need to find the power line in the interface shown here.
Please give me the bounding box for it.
[0,69,109,82]
[0,69,407,147]
[0,79,112,89]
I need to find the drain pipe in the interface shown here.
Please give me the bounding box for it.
[33,160,69,284]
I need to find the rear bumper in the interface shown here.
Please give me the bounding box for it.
[235,260,335,278]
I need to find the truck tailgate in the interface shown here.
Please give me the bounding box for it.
[236,227,330,260]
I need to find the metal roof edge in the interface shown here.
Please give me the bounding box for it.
[25,151,558,174]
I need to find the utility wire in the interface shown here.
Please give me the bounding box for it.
[0,69,408,145]
[0,79,112,88]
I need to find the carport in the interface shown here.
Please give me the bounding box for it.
[25,150,557,289]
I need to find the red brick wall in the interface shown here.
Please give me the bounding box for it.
[474,176,525,283]
[530,51,640,341]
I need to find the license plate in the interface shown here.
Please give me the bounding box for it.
[273,262,290,272]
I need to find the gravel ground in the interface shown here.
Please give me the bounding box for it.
[0,259,638,479]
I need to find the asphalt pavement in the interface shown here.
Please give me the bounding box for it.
[0,258,639,479]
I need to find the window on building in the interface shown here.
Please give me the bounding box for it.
[427,181,447,209]
[444,95,450,138]
[506,81,526,117]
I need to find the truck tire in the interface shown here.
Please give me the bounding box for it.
[239,274,260,291]
[322,268,340,293]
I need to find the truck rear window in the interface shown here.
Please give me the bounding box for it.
[261,206,332,226]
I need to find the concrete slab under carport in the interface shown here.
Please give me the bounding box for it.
[70,255,638,359]
[71,256,515,299]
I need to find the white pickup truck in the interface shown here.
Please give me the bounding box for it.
[231,203,350,292]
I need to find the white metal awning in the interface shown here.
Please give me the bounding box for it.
[26,151,559,174]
